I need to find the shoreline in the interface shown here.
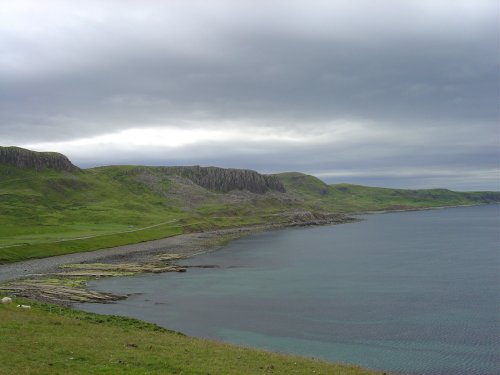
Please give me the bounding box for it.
[0,228,257,283]
[0,215,353,305]
[0,213,392,375]
[3,202,494,282]
[353,201,498,215]
[2,202,497,302]
[1,202,497,304]
[2,204,490,375]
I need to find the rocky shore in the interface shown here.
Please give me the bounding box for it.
[0,214,354,306]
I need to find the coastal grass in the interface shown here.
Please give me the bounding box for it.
[0,163,287,262]
[276,172,499,212]
[1,164,498,263]
[0,223,183,263]
[0,299,382,375]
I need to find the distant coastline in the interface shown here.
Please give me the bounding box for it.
[354,201,499,215]
[1,201,497,304]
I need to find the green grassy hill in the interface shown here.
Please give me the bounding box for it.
[0,163,300,262]
[276,172,499,212]
[1,149,498,263]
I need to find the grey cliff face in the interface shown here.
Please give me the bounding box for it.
[161,166,285,194]
[0,147,79,172]
[0,146,284,193]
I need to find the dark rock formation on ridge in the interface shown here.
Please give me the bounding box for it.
[0,146,283,193]
[161,166,285,194]
[0,146,79,172]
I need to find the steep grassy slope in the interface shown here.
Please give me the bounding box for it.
[0,299,381,375]
[0,164,300,262]
[0,165,181,243]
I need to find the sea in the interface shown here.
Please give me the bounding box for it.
[76,204,500,374]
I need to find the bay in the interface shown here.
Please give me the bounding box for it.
[76,204,500,374]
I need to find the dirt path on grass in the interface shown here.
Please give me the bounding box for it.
[0,219,180,250]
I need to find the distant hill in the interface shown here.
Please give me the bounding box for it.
[276,172,499,212]
[0,147,498,262]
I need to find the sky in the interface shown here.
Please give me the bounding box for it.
[1,0,498,190]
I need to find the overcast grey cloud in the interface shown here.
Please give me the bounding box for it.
[0,0,498,190]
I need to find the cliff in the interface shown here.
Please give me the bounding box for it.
[161,166,285,193]
[0,146,79,172]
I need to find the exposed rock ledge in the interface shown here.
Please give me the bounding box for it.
[127,165,286,194]
[161,166,285,193]
[0,146,79,172]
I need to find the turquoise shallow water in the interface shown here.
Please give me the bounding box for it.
[77,204,500,374]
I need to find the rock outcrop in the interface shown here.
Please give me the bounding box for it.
[0,146,78,172]
[161,166,285,194]
[0,146,283,193]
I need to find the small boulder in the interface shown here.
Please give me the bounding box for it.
[1,297,12,304]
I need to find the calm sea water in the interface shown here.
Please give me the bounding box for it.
[76,205,500,374]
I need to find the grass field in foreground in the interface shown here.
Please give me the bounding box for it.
[0,299,382,375]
